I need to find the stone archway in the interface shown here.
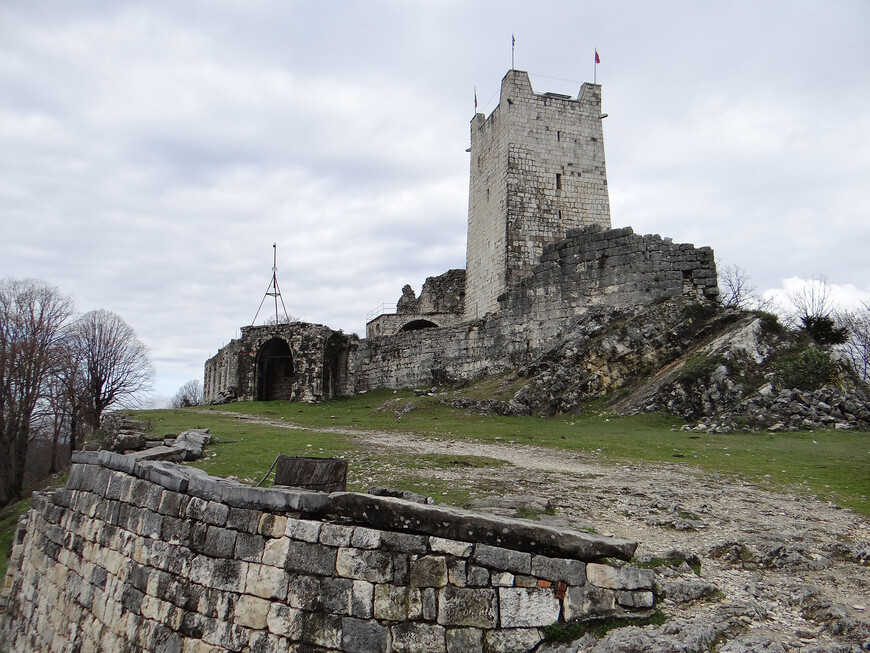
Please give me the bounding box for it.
[257,338,294,401]
[398,319,439,333]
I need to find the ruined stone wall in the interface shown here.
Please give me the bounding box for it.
[367,271,466,338]
[204,324,358,404]
[0,452,653,653]
[356,226,718,391]
[465,70,611,321]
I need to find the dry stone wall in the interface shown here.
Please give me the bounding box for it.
[1,452,654,653]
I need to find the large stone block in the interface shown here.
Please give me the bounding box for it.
[410,556,448,588]
[266,603,303,639]
[335,548,393,583]
[437,587,497,628]
[531,555,586,586]
[391,622,447,653]
[374,584,410,621]
[446,627,483,653]
[233,594,271,630]
[342,617,390,653]
[563,584,617,620]
[586,563,653,590]
[484,628,544,653]
[285,540,336,576]
[499,587,560,627]
[473,544,531,575]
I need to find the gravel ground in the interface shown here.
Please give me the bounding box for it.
[348,429,870,652]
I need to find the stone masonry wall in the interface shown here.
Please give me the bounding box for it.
[464,70,611,321]
[355,226,718,391]
[0,452,653,653]
[204,324,357,405]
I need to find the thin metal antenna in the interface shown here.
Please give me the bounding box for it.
[252,243,291,325]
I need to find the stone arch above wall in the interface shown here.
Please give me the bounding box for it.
[257,337,295,401]
[398,319,439,333]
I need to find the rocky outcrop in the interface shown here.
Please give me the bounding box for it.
[490,297,869,431]
[99,413,212,461]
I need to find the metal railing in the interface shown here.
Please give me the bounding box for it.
[366,303,397,323]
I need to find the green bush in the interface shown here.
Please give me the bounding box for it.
[676,354,728,384]
[801,315,848,347]
[756,311,785,338]
[772,347,837,391]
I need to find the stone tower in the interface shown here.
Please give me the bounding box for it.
[464,70,611,320]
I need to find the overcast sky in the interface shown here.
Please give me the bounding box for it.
[2,1,869,405]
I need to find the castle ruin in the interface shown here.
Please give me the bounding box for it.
[204,69,718,404]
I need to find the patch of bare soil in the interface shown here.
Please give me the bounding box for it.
[350,430,870,652]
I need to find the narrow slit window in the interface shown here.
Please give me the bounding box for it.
[557,131,561,142]
[555,173,562,190]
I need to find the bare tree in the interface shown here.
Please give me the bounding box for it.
[717,263,774,311]
[170,379,203,408]
[787,275,837,320]
[70,309,154,431]
[719,264,757,310]
[837,303,870,383]
[0,278,73,505]
[785,276,847,346]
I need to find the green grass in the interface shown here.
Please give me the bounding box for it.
[1,498,31,580]
[124,388,870,516]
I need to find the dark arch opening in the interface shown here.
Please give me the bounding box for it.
[257,338,294,401]
[323,333,351,400]
[399,319,439,332]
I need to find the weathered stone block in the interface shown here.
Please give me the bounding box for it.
[499,587,560,627]
[351,580,374,618]
[446,627,483,653]
[299,611,342,649]
[374,583,409,621]
[430,537,473,558]
[259,514,288,539]
[618,590,654,608]
[491,571,514,587]
[336,548,393,583]
[437,587,497,628]
[380,531,428,554]
[586,563,653,590]
[473,544,531,575]
[284,518,321,542]
[319,523,354,547]
[266,603,303,639]
[286,573,321,611]
[342,617,390,653]
[563,585,617,620]
[391,622,447,653]
[484,628,544,653]
[234,532,266,563]
[410,555,448,588]
[320,577,353,615]
[351,526,381,549]
[233,594,271,630]
[200,526,237,559]
[531,555,586,585]
[285,540,336,576]
[466,565,490,587]
[245,562,288,600]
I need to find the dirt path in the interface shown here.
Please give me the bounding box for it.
[211,412,870,650]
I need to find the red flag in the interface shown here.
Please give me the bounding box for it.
[595,49,600,64]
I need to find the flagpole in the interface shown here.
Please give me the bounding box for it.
[594,47,597,84]
[511,34,515,70]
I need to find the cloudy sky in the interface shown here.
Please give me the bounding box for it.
[2,1,868,405]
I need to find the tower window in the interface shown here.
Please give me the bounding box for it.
[555,173,562,190]
[557,131,561,142]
